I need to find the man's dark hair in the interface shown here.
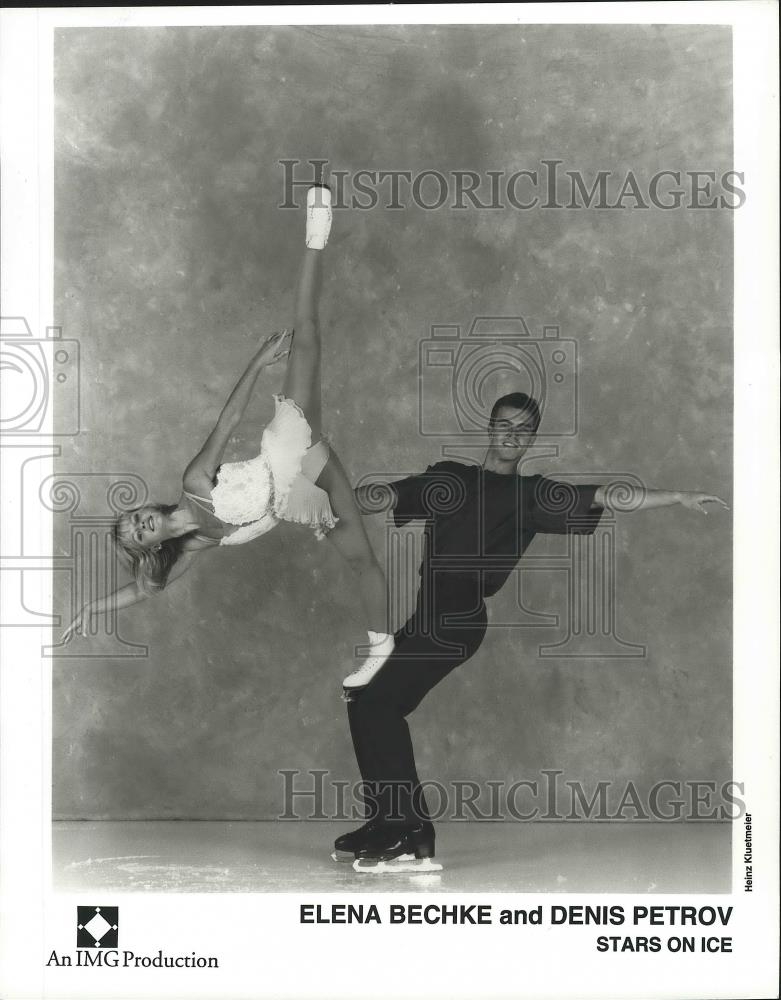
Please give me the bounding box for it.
[489,392,541,431]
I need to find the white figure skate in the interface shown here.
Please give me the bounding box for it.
[305,184,332,250]
[342,631,394,702]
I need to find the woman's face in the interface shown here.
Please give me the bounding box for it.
[126,505,169,548]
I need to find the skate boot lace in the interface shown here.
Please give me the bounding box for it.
[344,650,386,687]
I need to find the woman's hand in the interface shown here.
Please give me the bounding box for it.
[187,331,292,480]
[255,329,291,368]
[678,492,730,515]
[61,605,92,642]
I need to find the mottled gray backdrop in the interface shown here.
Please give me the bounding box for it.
[53,25,732,819]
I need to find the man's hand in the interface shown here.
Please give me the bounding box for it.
[678,492,730,515]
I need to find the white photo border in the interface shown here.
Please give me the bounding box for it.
[1,4,778,999]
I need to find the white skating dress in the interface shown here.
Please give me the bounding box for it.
[185,395,338,545]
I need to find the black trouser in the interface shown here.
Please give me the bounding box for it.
[347,578,488,825]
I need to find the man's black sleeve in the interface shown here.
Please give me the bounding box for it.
[389,462,454,527]
[529,475,606,534]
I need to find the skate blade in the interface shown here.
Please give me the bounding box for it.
[330,850,355,863]
[352,855,443,874]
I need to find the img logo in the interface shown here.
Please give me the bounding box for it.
[46,905,219,969]
[76,906,118,949]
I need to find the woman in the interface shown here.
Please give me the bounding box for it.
[62,186,392,695]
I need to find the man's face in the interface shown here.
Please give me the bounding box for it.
[488,405,538,460]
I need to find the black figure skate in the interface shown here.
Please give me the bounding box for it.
[352,821,442,873]
[330,818,385,863]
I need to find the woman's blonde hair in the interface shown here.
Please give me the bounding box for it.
[112,503,190,594]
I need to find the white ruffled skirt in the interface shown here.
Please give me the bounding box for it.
[211,395,338,546]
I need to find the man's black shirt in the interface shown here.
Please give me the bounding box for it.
[390,460,605,601]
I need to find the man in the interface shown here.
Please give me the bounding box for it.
[336,392,727,871]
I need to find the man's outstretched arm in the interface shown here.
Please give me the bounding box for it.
[593,485,729,515]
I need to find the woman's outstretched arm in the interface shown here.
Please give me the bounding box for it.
[61,581,148,641]
[184,331,291,486]
[60,549,200,642]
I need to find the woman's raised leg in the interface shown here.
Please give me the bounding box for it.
[283,247,323,441]
[282,184,331,438]
[287,186,394,694]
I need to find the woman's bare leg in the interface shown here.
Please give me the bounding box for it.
[316,448,388,634]
[282,187,389,630]
[283,248,323,440]
[284,186,393,693]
